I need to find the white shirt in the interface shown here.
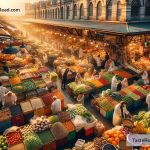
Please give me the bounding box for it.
[96,57,101,67]
[111,76,119,92]
[51,99,61,114]
[146,93,150,105]
[0,86,8,102]
[3,92,17,107]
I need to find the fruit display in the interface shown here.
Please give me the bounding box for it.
[83,81,96,88]
[30,116,50,133]
[141,145,150,150]
[63,121,75,132]
[22,79,36,91]
[23,134,43,150]
[88,79,103,88]
[50,72,58,81]
[103,128,125,146]
[48,115,59,124]
[9,76,21,86]
[0,135,8,150]
[58,111,71,122]
[0,54,15,61]
[12,84,24,94]
[20,125,33,138]
[0,108,11,122]
[6,71,17,78]
[133,111,150,133]
[6,130,22,147]
[141,85,150,91]
[33,79,46,88]
[37,130,55,145]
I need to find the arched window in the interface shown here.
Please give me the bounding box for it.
[145,0,150,16]
[80,3,84,19]
[55,8,57,19]
[45,10,47,19]
[73,4,77,18]
[43,10,45,18]
[66,6,70,19]
[117,1,121,20]
[131,0,141,17]
[106,0,112,20]
[88,2,93,17]
[53,9,54,19]
[58,8,60,19]
[61,7,63,19]
[96,1,102,19]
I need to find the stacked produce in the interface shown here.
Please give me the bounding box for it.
[30,116,50,133]
[103,128,125,146]
[50,72,58,82]
[0,54,15,61]
[0,135,8,150]
[23,134,42,150]
[68,104,95,123]
[5,71,17,78]
[58,111,71,122]
[6,130,22,147]
[94,137,108,150]
[33,79,46,88]
[48,115,59,124]
[9,76,21,86]
[12,84,24,94]
[102,72,114,82]
[133,111,150,134]
[22,79,36,91]
[20,125,33,138]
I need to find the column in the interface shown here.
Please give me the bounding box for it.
[139,6,145,19]
[100,5,106,21]
[126,5,131,21]
[111,2,117,21]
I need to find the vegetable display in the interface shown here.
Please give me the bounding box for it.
[12,84,24,94]
[22,80,36,91]
[9,76,21,86]
[0,135,8,150]
[6,130,22,147]
[20,125,33,138]
[48,115,59,124]
[30,116,50,133]
[33,79,46,88]
[58,111,71,122]
[50,72,58,82]
[24,134,42,150]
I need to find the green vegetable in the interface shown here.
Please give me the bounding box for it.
[50,72,58,82]
[22,79,36,91]
[0,135,8,150]
[48,115,59,124]
[24,134,42,150]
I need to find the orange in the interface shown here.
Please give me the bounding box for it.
[107,138,112,143]
[112,141,118,146]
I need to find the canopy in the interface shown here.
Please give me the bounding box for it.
[2,44,18,54]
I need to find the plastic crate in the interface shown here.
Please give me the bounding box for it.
[10,104,23,117]
[11,114,24,126]
[67,131,76,141]
[85,127,94,137]
[44,106,51,116]
[100,107,113,120]
[34,108,45,116]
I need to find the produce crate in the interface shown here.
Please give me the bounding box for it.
[37,130,56,150]
[41,92,54,106]
[85,127,94,137]
[8,143,26,150]
[44,106,51,116]
[100,107,113,120]
[36,87,48,96]
[30,97,45,110]
[34,107,45,116]
[25,90,37,99]
[10,104,24,126]
[20,100,34,124]
[56,137,67,148]
[16,92,26,103]
[6,130,23,147]
[63,121,76,141]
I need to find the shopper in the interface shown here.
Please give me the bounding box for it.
[75,73,82,84]
[121,78,128,89]
[101,52,109,69]
[113,101,131,126]
[95,55,101,70]
[42,53,48,65]
[2,91,17,108]
[76,93,84,105]
[111,75,120,92]
[108,61,118,72]
[0,82,8,109]
[61,68,70,89]
[51,96,61,114]
[141,71,149,85]
[146,93,150,110]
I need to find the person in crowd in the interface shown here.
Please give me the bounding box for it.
[113,101,131,126]
[95,55,101,70]
[146,93,150,110]
[104,58,112,70]
[121,78,128,89]
[61,68,70,89]
[76,93,84,105]
[42,53,48,65]
[17,48,27,58]
[111,75,120,92]
[75,73,82,84]
[99,69,105,78]
[2,62,9,73]
[2,91,17,108]
[0,82,8,109]
[51,96,61,114]
[88,54,95,66]
[101,52,109,69]
[79,48,84,59]
[108,60,118,72]
[141,71,149,85]
[84,68,96,80]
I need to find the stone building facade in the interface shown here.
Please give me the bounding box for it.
[25,0,150,22]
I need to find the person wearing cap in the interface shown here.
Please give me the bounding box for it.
[51,96,61,114]
[113,101,131,126]
[111,75,120,92]
[141,71,149,85]
[0,82,8,109]
[121,78,128,89]
[2,91,17,108]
